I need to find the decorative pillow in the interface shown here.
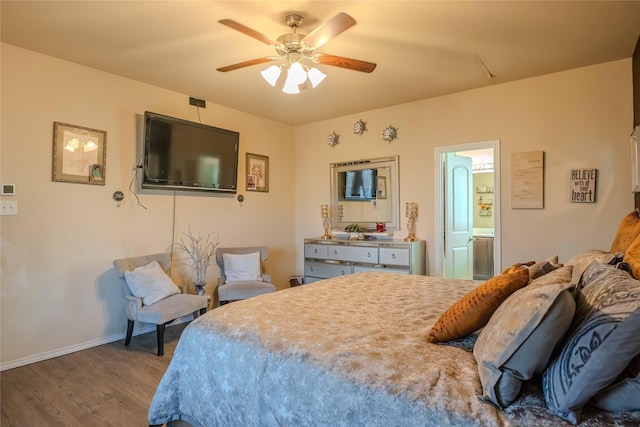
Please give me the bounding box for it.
[565,249,618,284]
[124,261,180,306]
[542,262,640,424]
[591,353,640,412]
[223,252,263,283]
[427,265,530,343]
[527,255,562,281]
[623,233,640,280]
[474,265,574,408]
[610,208,640,253]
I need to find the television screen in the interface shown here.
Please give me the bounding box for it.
[142,112,239,193]
[339,168,378,200]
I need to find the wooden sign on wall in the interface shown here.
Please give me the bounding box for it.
[511,151,544,209]
[570,169,597,203]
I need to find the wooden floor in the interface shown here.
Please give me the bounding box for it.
[1,322,191,427]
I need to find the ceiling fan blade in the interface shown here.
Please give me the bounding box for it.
[216,57,274,72]
[316,54,377,73]
[303,12,356,49]
[218,19,280,47]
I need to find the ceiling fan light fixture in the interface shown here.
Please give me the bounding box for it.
[288,61,307,85]
[307,67,327,88]
[260,65,282,86]
[282,72,301,94]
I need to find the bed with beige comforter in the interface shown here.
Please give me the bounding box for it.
[148,272,639,427]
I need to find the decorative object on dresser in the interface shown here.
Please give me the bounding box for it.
[344,223,364,240]
[404,202,418,242]
[320,204,332,240]
[174,227,219,296]
[303,237,426,283]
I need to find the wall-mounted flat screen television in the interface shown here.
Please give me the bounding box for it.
[142,111,239,193]
[338,168,378,201]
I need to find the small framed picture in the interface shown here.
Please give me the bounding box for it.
[52,122,107,185]
[246,153,269,192]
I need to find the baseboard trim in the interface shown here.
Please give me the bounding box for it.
[0,316,192,372]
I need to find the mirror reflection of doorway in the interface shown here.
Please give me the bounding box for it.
[434,141,501,279]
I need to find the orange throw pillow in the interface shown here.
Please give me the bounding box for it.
[427,266,530,343]
[610,209,640,253]
[623,233,640,279]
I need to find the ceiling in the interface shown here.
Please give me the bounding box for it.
[2,1,639,126]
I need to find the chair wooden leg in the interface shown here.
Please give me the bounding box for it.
[156,324,165,356]
[125,320,134,346]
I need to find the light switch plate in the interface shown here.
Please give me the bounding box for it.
[1,200,18,215]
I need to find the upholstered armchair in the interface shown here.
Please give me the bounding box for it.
[113,252,209,356]
[215,247,276,305]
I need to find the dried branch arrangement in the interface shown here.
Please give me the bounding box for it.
[174,226,219,291]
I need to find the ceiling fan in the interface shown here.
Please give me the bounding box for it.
[216,12,376,93]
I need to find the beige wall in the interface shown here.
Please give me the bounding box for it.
[0,44,296,367]
[294,59,634,274]
[1,44,635,369]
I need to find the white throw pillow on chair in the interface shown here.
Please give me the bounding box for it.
[124,261,180,306]
[223,252,264,283]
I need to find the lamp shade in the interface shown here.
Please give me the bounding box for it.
[282,74,300,94]
[307,67,327,88]
[260,65,281,87]
[289,61,307,85]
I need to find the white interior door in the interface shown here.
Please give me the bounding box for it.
[444,153,473,279]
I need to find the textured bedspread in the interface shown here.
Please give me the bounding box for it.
[148,272,640,427]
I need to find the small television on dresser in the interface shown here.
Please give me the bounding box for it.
[142,111,239,194]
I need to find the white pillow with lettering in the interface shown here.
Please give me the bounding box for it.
[223,252,263,283]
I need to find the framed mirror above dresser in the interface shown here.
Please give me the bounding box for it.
[330,156,400,231]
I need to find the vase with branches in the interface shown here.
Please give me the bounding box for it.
[174,226,219,295]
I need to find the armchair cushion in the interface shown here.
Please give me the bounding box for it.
[223,251,263,283]
[124,261,180,306]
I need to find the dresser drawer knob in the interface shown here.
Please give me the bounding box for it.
[314,248,318,254]
[334,250,338,255]
[310,266,314,272]
[392,253,396,259]
[367,252,371,257]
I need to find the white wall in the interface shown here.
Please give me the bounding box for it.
[0,44,296,367]
[294,59,634,274]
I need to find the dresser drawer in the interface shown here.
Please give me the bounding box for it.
[353,265,409,274]
[304,244,328,259]
[327,245,378,264]
[305,261,352,278]
[379,247,410,266]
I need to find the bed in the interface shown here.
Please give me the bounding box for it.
[148,267,640,427]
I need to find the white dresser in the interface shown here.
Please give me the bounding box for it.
[304,238,426,283]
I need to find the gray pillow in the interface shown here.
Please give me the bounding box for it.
[542,262,640,424]
[474,266,575,408]
[565,249,620,284]
[591,373,640,412]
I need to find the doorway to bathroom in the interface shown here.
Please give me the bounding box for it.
[434,140,501,279]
